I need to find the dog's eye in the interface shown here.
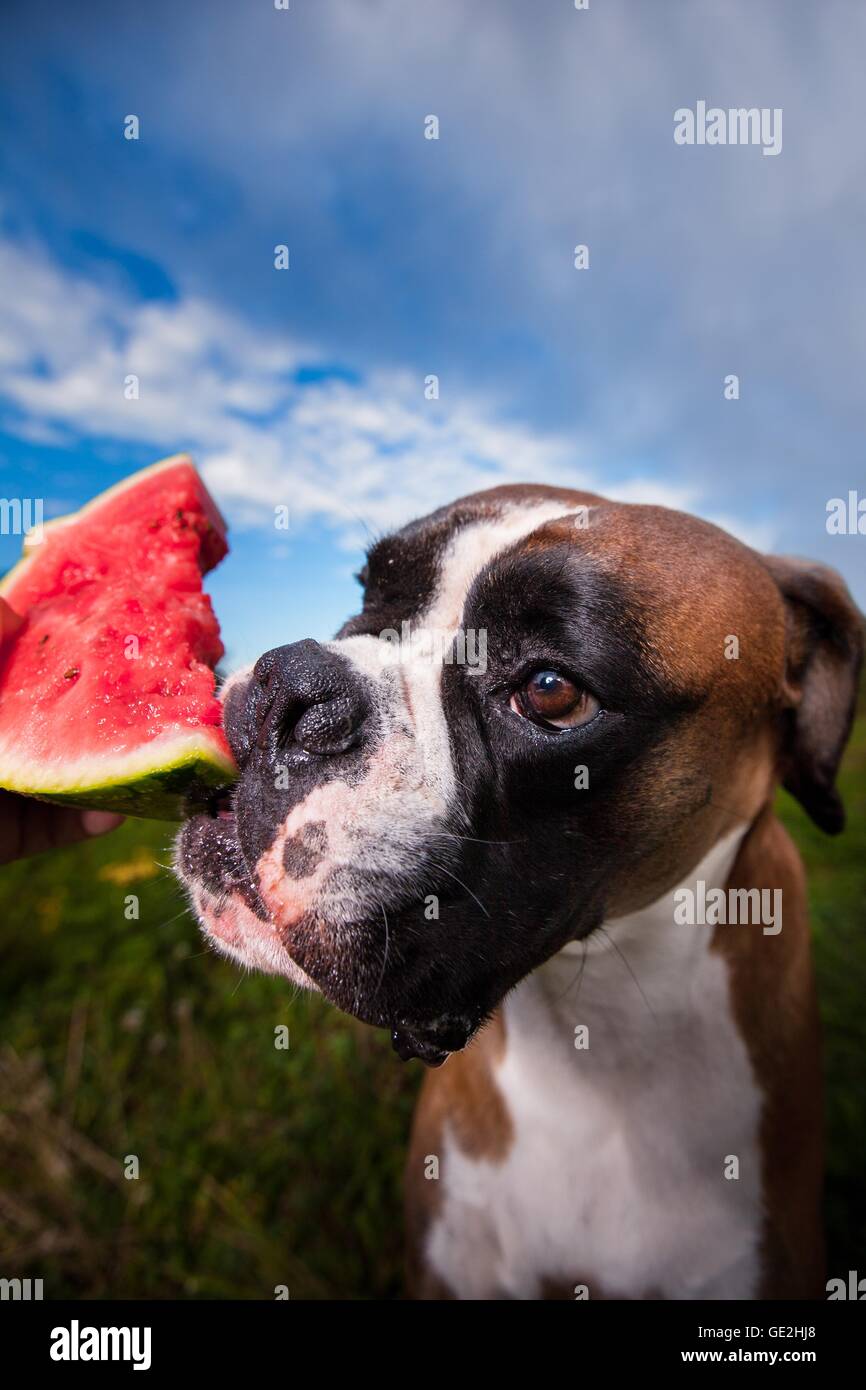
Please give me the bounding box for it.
[510,670,599,730]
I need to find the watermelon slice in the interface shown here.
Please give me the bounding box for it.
[0,454,237,820]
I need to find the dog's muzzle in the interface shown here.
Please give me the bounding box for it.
[175,637,479,1063]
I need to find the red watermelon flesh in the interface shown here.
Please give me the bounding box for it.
[0,454,237,820]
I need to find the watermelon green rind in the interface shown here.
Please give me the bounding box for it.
[0,733,236,821]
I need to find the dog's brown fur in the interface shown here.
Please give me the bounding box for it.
[404,487,862,1300]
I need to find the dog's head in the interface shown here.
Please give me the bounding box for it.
[176,484,862,1063]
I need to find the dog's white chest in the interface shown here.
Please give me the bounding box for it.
[425,834,765,1300]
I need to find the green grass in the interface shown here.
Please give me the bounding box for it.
[775,708,866,1277]
[0,822,419,1299]
[0,720,863,1299]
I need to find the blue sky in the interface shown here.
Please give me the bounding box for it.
[0,0,863,670]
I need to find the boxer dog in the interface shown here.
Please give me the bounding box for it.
[176,483,863,1299]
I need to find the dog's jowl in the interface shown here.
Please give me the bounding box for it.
[176,482,863,1300]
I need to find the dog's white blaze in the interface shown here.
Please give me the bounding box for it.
[420,501,576,635]
[425,827,765,1300]
[328,634,455,812]
[329,501,576,827]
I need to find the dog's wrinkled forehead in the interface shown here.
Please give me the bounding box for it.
[418,500,585,629]
[342,494,584,641]
[327,497,584,765]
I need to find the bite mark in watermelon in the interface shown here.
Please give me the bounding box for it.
[0,454,238,820]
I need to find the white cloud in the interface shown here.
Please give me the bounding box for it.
[0,233,774,553]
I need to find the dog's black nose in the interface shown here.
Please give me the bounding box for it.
[228,639,370,765]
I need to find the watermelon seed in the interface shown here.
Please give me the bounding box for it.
[39,633,50,645]
[63,667,80,680]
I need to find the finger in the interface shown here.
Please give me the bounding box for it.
[0,793,124,864]
[81,810,125,838]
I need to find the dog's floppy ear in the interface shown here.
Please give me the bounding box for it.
[762,555,864,834]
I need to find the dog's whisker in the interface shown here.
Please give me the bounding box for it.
[430,863,491,919]
[370,905,391,1004]
[428,830,526,848]
[595,926,656,1023]
[153,906,194,932]
[554,937,589,1004]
